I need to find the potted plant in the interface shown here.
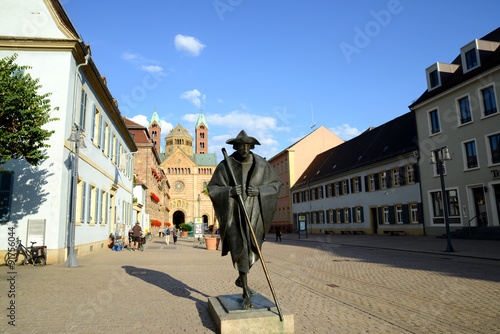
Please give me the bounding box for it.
[205,224,220,250]
[179,223,190,237]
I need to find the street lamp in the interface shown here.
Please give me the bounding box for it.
[65,124,86,267]
[429,146,454,252]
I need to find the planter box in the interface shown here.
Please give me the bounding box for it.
[205,237,220,250]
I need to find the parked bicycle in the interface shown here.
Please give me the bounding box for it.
[4,237,46,266]
[145,232,153,242]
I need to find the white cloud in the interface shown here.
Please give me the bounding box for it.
[121,51,164,74]
[180,89,205,108]
[329,124,361,140]
[130,115,149,127]
[174,34,206,56]
[217,98,223,103]
[141,65,164,73]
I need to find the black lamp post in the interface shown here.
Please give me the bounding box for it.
[65,124,86,267]
[430,146,454,252]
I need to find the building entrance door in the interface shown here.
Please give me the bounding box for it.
[472,187,488,226]
[173,211,185,229]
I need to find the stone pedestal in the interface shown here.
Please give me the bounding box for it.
[208,293,294,333]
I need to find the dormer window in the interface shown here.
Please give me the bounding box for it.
[465,49,478,70]
[429,70,439,89]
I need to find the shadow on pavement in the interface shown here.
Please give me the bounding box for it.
[122,266,215,330]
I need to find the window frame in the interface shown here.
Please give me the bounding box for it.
[456,94,473,125]
[486,132,500,166]
[479,84,498,118]
[428,109,441,135]
[462,139,479,170]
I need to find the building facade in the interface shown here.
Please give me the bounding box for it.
[410,27,500,236]
[124,117,170,234]
[0,0,137,263]
[292,112,424,235]
[159,113,217,229]
[268,126,344,232]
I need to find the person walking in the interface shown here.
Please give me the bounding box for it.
[165,226,171,244]
[275,227,282,242]
[132,222,142,251]
[172,228,177,244]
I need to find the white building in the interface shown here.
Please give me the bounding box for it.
[292,112,424,236]
[409,27,500,237]
[0,0,137,264]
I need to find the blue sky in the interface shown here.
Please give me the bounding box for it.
[62,0,500,160]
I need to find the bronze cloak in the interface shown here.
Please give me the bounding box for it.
[207,152,281,273]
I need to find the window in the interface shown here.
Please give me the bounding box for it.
[406,165,415,184]
[344,208,350,223]
[481,86,497,116]
[380,171,387,190]
[101,190,107,224]
[342,180,348,195]
[335,182,340,196]
[78,180,86,224]
[395,205,403,224]
[430,190,460,223]
[410,203,419,224]
[392,168,400,187]
[464,141,478,169]
[86,183,92,223]
[355,207,362,223]
[429,70,439,88]
[488,133,500,164]
[0,171,14,222]
[382,206,390,224]
[465,49,478,70]
[429,109,440,134]
[354,177,360,193]
[369,175,375,192]
[336,209,342,223]
[319,211,324,224]
[329,210,334,224]
[200,142,205,149]
[79,88,87,130]
[458,96,472,124]
[90,105,97,142]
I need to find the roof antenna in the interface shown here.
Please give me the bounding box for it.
[311,103,316,129]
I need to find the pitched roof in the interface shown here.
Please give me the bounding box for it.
[149,110,161,127]
[166,123,192,139]
[294,111,418,188]
[193,153,217,166]
[195,111,208,129]
[410,27,500,108]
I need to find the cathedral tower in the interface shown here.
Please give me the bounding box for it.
[195,111,208,154]
[149,109,161,154]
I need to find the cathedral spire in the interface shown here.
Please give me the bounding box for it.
[195,110,208,154]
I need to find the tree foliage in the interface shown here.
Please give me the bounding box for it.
[0,53,58,166]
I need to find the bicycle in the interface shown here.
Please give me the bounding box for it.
[145,232,153,242]
[4,237,46,266]
[195,234,206,248]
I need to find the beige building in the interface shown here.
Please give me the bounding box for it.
[409,27,500,237]
[158,112,217,229]
[268,126,344,232]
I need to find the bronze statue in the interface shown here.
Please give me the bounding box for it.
[207,130,282,310]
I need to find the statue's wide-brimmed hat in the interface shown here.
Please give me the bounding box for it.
[226,130,260,145]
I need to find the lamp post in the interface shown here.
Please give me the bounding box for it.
[65,124,86,267]
[430,146,454,252]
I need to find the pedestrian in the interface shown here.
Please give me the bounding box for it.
[172,228,177,244]
[207,130,281,309]
[276,227,282,242]
[128,229,133,249]
[165,226,171,244]
[132,222,142,251]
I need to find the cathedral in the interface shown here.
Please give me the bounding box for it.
[149,111,217,229]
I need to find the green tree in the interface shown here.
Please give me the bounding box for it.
[0,53,58,166]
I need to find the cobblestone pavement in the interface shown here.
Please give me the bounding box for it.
[1,234,499,333]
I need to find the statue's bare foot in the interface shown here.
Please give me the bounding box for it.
[241,295,254,309]
[235,277,257,295]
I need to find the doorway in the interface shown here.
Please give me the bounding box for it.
[172,211,185,229]
[472,187,488,226]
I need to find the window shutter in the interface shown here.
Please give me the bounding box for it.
[386,170,392,188]
[374,173,380,190]
[358,176,362,192]
[364,176,368,192]
[350,178,354,193]
[340,210,344,223]
[332,210,336,223]
[417,203,424,225]
[90,105,96,141]
[81,181,86,223]
[351,207,356,222]
[360,207,364,222]
[413,163,420,183]
[377,207,383,225]
[399,167,406,186]
[389,206,395,224]
[402,204,410,224]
